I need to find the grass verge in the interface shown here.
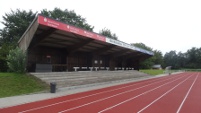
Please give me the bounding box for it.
[139,69,164,75]
[0,73,49,98]
[182,69,201,72]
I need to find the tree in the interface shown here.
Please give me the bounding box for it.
[131,43,154,69]
[0,9,35,72]
[0,36,2,46]
[0,8,94,45]
[7,47,26,73]
[152,50,164,66]
[185,47,201,68]
[99,28,118,40]
[177,52,186,69]
[131,43,152,51]
[139,58,154,69]
[0,9,37,45]
[131,43,164,69]
[163,51,178,69]
[163,47,201,69]
[41,8,94,31]
[0,8,94,72]
[0,44,14,72]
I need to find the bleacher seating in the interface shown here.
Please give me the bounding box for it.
[31,70,151,88]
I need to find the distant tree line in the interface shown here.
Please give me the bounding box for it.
[132,43,201,69]
[163,47,201,69]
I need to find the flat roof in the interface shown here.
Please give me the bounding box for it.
[18,14,153,60]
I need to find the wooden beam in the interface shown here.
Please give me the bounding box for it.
[68,38,94,54]
[41,40,70,47]
[29,28,57,48]
[122,52,142,60]
[92,45,117,55]
[53,32,81,42]
[109,49,130,58]
[47,37,75,43]
[126,53,151,61]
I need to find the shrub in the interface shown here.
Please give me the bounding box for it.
[0,59,8,72]
[7,47,26,73]
[0,44,14,72]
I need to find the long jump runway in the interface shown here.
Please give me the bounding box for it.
[0,72,200,113]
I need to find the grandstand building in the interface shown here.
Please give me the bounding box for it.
[18,14,153,72]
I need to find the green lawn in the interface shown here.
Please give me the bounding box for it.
[0,73,49,98]
[182,69,201,72]
[139,69,164,75]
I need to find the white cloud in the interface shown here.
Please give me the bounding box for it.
[0,0,201,54]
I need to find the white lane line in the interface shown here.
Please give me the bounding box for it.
[98,75,192,113]
[19,73,184,113]
[137,74,196,113]
[176,73,199,113]
[58,75,186,113]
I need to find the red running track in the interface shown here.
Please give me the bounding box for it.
[0,72,200,113]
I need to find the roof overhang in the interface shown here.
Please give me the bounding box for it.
[18,14,154,60]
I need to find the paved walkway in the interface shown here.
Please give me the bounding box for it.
[0,73,177,108]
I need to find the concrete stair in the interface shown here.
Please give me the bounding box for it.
[31,70,150,88]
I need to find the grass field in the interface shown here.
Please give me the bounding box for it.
[182,69,201,72]
[0,73,49,98]
[139,69,165,75]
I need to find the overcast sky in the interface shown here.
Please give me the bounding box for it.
[0,0,201,54]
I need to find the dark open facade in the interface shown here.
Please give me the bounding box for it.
[18,14,153,72]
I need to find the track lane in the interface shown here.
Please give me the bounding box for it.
[56,73,188,113]
[95,73,192,113]
[137,72,198,113]
[0,73,186,113]
[178,73,201,113]
[20,74,186,113]
[176,73,198,113]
